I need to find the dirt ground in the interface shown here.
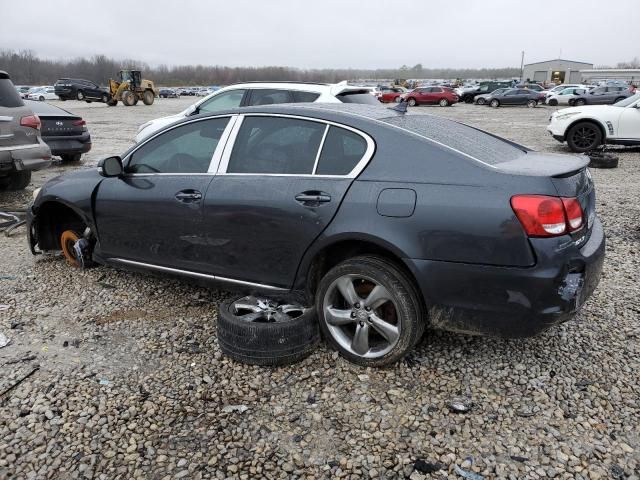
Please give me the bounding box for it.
[1,98,639,479]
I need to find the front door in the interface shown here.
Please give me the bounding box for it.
[617,104,640,139]
[94,116,231,271]
[201,115,372,288]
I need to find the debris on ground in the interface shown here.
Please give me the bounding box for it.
[222,404,249,414]
[414,459,444,473]
[0,332,11,348]
[0,367,39,399]
[447,396,473,413]
[454,465,485,480]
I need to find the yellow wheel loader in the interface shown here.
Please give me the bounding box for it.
[107,70,158,106]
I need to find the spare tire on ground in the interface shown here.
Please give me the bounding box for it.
[217,295,319,366]
[588,151,619,169]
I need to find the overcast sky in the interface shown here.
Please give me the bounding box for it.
[2,0,638,69]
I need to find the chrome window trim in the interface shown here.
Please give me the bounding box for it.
[217,113,376,179]
[122,114,237,176]
[311,125,329,175]
[109,258,288,292]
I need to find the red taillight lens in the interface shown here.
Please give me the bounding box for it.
[561,197,583,231]
[20,115,41,130]
[511,195,584,237]
[72,119,86,126]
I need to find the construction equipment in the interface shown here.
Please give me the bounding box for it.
[107,70,157,107]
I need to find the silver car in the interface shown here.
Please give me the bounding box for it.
[0,71,51,190]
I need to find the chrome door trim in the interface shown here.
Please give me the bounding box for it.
[108,257,288,292]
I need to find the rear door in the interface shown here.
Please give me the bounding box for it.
[201,114,374,288]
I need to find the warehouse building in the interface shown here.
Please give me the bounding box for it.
[522,58,594,84]
[580,68,640,84]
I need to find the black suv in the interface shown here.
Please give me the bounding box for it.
[460,81,512,103]
[54,78,109,103]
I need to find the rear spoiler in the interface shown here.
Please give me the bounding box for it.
[329,80,371,96]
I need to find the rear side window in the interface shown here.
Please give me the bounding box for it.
[248,89,293,106]
[0,78,24,108]
[227,117,325,174]
[291,91,321,103]
[336,91,379,105]
[199,89,246,113]
[316,127,367,175]
[127,117,229,174]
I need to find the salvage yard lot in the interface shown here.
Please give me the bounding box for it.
[1,99,639,479]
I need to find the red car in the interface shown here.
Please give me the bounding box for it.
[377,87,406,103]
[403,86,459,107]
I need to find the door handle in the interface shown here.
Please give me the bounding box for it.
[175,190,202,202]
[295,191,331,206]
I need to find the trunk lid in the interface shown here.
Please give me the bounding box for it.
[40,116,84,136]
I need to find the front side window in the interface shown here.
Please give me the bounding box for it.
[198,89,246,114]
[127,117,229,174]
[432,87,443,93]
[248,89,293,106]
[227,117,325,174]
[315,126,367,176]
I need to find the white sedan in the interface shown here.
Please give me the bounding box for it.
[546,87,588,106]
[27,86,57,101]
[547,92,640,152]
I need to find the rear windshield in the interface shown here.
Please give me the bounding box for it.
[383,114,526,165]
[0,78,25,108]
[337,91,379,105]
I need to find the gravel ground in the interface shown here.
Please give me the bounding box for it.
[1,99,639,479]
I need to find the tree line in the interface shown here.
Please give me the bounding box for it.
[1,50,523,86]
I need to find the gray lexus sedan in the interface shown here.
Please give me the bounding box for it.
[27,103,605,366]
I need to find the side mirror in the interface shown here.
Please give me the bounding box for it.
[98,156,123,177]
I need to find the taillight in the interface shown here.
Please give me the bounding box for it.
[20,115,41,130]
[72,119,86,126]
[511,195,584,237]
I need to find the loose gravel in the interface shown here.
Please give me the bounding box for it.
[1,99,639,479]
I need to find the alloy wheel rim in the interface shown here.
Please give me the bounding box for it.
[323,274,400,358]
[230,295,306,323]
[573,127,596,148]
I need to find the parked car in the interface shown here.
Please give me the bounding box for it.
[14,85,32,98]
[26,100,91,162]
[27,86,57,101]
[487,88,545,108]
[546,87,587,106]
[517,83,545,92]
[547,92,640,152]
[54,78,109,103]
[0,71,51,190]
[459,82,512,103]
[568,86,634,106]
[135,81,379,142]
[402,87,458,107]
[475,87,509,105]
[159,88,179,98]
[28,103,604,366]
[196,88,211,97]
[377,87,407,103]
[542,84,589,99]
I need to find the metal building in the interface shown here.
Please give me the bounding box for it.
[580,69,640,84]
[522,59,594,84]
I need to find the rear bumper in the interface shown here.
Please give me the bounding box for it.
[42,132,92,156]
[406,218,605,337]
[0,139,52,174]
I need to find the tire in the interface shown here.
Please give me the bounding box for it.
[122,91,136,106]
[85,100,92,103]
[61,153,81,162]
[464,96,473,104]
[407,98,417,107]
[76,90,85,101]
[566,122,603,153]
[614,97,625,104]
[527,99,537,108]
[107,99,117,106]
[142,90,155,105]
[101,93,109,103]
[316,255,425,367]
[1,170,31,191]
[60,230,81,267]
[588,152,619,169]
[217,296,319,366]
[60,98,66,101]
[394,96,402,103]
[439,98,449,107]
[39,96,44,101]
[476,98,486,105]
[548,99,558,106]
[490,99,500,108]
[574,99,586,106]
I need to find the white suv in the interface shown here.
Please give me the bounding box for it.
[135,81,377,142]
[547,92,640,152]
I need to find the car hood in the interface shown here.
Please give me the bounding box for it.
[552,104,622,118]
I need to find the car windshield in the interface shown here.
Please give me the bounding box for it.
[613,92,640,107]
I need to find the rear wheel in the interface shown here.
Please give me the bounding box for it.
[142,90,155,105]
[316,255,425,367]
[60,230,81,267]
[394,96,402,103]
[476,97,486,105]
[122,91,136,106]
[566,122,602,153]
[574,98,586,106]
[76,90,85,101]
[101,93,109,103]
[439,98,449,107]
[527,99,537,108]
[407,98,417,107]
[614,97,625,104]
[61,153,81,162]
[490,99,500,108]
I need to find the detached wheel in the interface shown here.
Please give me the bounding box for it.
[476,97,486,105]
[588,152,619,169]
[527,99,537,108]
[490,99,500,108]
[76,90,85,101]
[60,230,81,267]
[407,98,417,107]
[142,90,155,105]
[567,122,602,153]
[439,98,449,107]
[217,296,319,366]
[316,256,425,367]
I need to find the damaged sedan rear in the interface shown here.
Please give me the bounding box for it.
[27,103,605,366]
